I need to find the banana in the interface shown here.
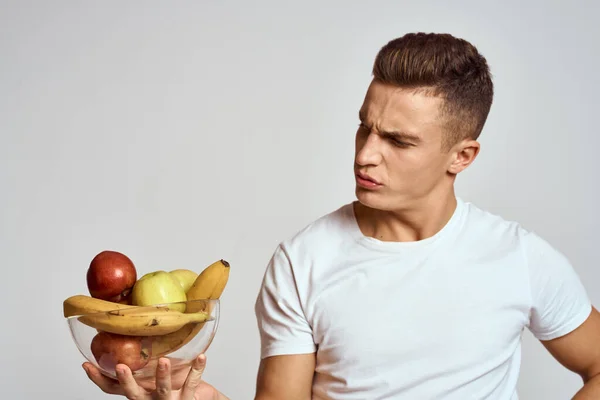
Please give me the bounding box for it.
[186,259,230,311]
[63,294,138,318]
[78,307,210,336]
[64,294,210,336]
[151,323,197,357]
[151,259,230,357]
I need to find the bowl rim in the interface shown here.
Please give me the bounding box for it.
[65,298,220,319]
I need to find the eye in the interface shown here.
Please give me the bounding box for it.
[388,138,412,148]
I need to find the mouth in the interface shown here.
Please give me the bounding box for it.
[355,171,382,188]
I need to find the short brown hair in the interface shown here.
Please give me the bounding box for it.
[372,32,494,149]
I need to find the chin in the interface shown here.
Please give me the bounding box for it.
[355,187,415,212]
[355,187,389,211]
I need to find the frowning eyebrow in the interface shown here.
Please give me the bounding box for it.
[382,131,422,143]
[358,110,422,143]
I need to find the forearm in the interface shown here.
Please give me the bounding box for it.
[573,375,600,399]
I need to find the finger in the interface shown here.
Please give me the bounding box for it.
[82,362,124,395]
[115,364,148,400]
[169,361,193,390]
[154,358,172,399]
[180,354,207,400]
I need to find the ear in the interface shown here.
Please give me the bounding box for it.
[447,139,480,174]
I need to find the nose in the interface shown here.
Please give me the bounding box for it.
[355,132,382,166]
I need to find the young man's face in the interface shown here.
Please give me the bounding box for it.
[354,79,477,211]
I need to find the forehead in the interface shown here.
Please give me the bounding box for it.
[359,80,444,134]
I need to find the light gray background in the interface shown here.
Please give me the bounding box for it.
[1,1,598,399]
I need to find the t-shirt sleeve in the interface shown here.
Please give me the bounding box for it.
[254,244,316,359]
[525,231,592,341]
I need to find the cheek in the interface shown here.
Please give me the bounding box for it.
[389,151,444,184]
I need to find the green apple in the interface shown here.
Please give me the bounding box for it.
[131,271,187,312]
[169,269,198,293]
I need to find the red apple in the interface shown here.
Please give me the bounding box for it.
[87,250,137,302]
[91,331,152,372]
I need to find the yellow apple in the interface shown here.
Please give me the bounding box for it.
[131,271,187,312]
[169,269,198,293]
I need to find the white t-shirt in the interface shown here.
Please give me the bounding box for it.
[254,197,592,399]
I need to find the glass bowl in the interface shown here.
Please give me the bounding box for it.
[66,299,219,387]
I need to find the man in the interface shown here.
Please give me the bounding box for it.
[83,32,600,399]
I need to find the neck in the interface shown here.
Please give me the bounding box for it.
[354,190,458,243]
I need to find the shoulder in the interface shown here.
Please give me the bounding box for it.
[283,202,354,247]
[457,199,526,252]
[461,199,523,235]
[258,203,354,292]
[275,202,355,261]
[459,198,570,265]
